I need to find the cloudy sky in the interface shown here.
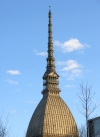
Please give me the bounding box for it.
[0,0,100,136]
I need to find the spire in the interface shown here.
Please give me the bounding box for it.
[42,8,60,96]
[46,7,55,73]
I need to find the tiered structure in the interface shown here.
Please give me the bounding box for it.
[26,9,79,137]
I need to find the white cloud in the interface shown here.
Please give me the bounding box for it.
[8,109,17,113]
[27,101,37,104]
[54,39,89,52]
[6,70,21,75]
[33,49,47,56]
[6,80,18,84]
[57,60,82,70]
[61,60,82,71]
[57,60,83,80]
[36,52,47,56]
[65,85,75,88]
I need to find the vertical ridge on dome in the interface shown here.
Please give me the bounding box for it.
[26,95,48,137]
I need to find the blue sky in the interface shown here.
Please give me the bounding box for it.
[0,0,100,136]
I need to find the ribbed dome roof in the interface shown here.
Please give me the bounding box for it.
[26,94,79,137]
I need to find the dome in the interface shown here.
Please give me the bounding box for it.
[26,94,79,137]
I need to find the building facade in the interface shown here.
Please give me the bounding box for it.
[88,116,100,137]
[26,9,79,137]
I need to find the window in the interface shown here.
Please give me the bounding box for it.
[43,85,46,89]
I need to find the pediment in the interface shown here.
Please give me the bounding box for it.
[48,72,59,77]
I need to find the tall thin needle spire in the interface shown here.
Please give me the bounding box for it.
[46,7,55,73]
[42,8,60,95]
